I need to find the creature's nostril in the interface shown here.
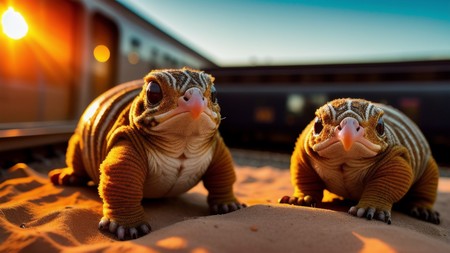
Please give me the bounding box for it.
[356,126,360,131]
[183,96,189,102]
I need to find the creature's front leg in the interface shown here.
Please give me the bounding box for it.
[278,170,325,207]
[97,140,151,240]
[279,150,325,207]
[348,157,413,224]
[202,137,246,214]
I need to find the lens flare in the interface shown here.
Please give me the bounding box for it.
[1,7,28,40]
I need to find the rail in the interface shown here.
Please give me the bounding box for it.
[0,121,76,152]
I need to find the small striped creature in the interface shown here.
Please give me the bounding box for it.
[280,98,440,224]
[49,68,245,240]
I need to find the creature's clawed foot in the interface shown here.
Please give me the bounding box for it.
[409,207,440,224]
[278,195,316,207]
[48,168,89,186]
[210,201,247,215]
[348,206,392,224]
[98,217,151,240]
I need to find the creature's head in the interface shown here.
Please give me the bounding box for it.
[308,98,389,159]
[130,67,220,137]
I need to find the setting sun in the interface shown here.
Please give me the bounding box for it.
[1,7,28,40]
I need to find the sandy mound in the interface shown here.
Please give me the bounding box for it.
[1,163,449,252]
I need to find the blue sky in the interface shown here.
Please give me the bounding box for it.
[118,0,450,66]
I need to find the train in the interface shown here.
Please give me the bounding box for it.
[208,61,450,165]
[1,0,450,167]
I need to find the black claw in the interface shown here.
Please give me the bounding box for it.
[288,197,299,205]
[366,208,376,220]
[220,204,229,214]
[211,205,219,214]
[430,212,440,224]
[98,219,110,230]
[140,224,151,235]
[279,196,290,204]
[304,195,314,206]
[410,208,420,217]
[228,203,238,212]
[117,227,125,240]
[420,210,429,221]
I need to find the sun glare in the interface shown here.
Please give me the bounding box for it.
[1,7,28,40]
[93,44,110,63]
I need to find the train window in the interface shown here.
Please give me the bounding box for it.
[128,51,140,65]
[399,97,421,123]
[0,0,83,123]
[93,45,111,63]
[163,53,172,67]
[89,12,119,102]
[162,53,179,68]
[171,58,179,67]
[254,107,275,124]
[131,37,140,47]
[286,94,306,115]
[310,94,328,107]
[149,48,159,68]
[128,37,140,65]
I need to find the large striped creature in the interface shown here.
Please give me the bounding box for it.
[49,68,245,240]
[279,98,440,224]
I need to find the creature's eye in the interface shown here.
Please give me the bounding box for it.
[376,117,385,136]
[146,81,163,106]
[313,117,323,135]
[210,85,218,104]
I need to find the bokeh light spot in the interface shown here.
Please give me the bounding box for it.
[93,44,110,63]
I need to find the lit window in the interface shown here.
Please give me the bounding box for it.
[128,51,140,64]
[287,94,305,115]
[93,44,110,62]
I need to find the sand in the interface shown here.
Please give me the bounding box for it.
[1,163,449,253]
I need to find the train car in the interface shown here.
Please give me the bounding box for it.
[207,60,450,165]
[0,0,216,125]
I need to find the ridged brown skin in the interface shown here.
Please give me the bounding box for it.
[280,98,439,224]
[49,68,244,240]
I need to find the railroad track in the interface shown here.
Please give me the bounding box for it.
[0,121,76,170]
[0,121,76,152]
